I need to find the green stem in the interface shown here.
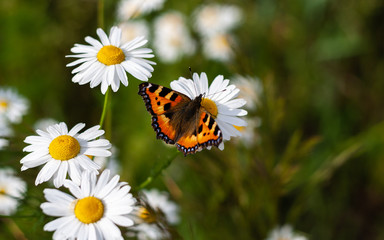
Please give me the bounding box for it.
[137,152,179,190]
[98,0,104,29]
[99,88,110,129]
[0,214,37,218]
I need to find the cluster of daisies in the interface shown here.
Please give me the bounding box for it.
[67,23,251,149]
[0,88,29,216]
[15,120,179,239]
[0,87,29,150]
[0,1,294,240]
[116,0,242,63]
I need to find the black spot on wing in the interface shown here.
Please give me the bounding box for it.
[169,93,178,101]
[148,85,158,93]
[202,113,208,123]
[198,124,203,134]
[213,125,220,135]
[159,87,172,97]
[164,112,173,119]
[208,116,215,129]
[163,102,171,111]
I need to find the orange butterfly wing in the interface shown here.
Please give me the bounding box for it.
[139,82,222,156]
[138,82,186,144]
[176,111,222,155]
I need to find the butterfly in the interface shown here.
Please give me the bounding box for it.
[138,82,222,156]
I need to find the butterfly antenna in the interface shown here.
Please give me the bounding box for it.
[188,67,200,97]
[188,67,193,78]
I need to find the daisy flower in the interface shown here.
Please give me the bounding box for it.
[34,118,59,131]
[170,72,247,149]
[41,170,136,240]
[129,223,170,240]
[117,0,166,20]
[232,75,263,111]
[202,33,236,62]
[0,138,8,150]
[67,26,156,94]
[93,146,120,176]
[234,117,262,148]
[193,4,242,37]
[265,225,308,240]
[138,189,179,224]
[0,168,26,215]
[0,118,12,137]
[153,11,196,63]
[21,122,111,187]
[0,87,29,124]
[129,189,179,240]
[118,20,150,43]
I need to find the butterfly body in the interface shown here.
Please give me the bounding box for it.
[138,82,222,156]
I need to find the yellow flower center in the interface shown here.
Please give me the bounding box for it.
[0,188,6,195]
[49,135,80,161]
[138,207,156,223]
[170,36,182,47]
[201,98,218,118]
[74,197,104,224]
[213,34,231,51]
[234,125,245,131]
[0,100,8,110]
[97,45,125,66]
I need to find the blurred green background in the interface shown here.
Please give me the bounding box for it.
[1,0,384,239]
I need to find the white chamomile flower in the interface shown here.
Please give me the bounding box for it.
[93,146,120,176]
[34,118,59,131]
[67,26,156,94]
[117,0,166,20]
[154,11,196,63]
[265,225,308,240]
[140,189,179,224]
[129,189,179,240]
[41,170,136,240]
[170,72,247,150]
[0,168,26,215]
[193,4,242,37]
[202,33,236,62]
[234,117,262,148]
[0,87,29,124]
[232,75,263,111]
[118,20,150,43]
[0,138,9,150]
[0,118,12,137]
[21,122,111,187]
[130,223,169,240]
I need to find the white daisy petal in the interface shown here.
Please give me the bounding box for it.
[35,160,60,185]
[68,123,86,136]
[97,28,110,46]
[84,36,103,49]
[67,161,81,186]
[43,216,74,231]
[43,188,75,205]
[64,180,84,199]
[53,161,68,188]
[108,215,134,227]
[77,125,102,139]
